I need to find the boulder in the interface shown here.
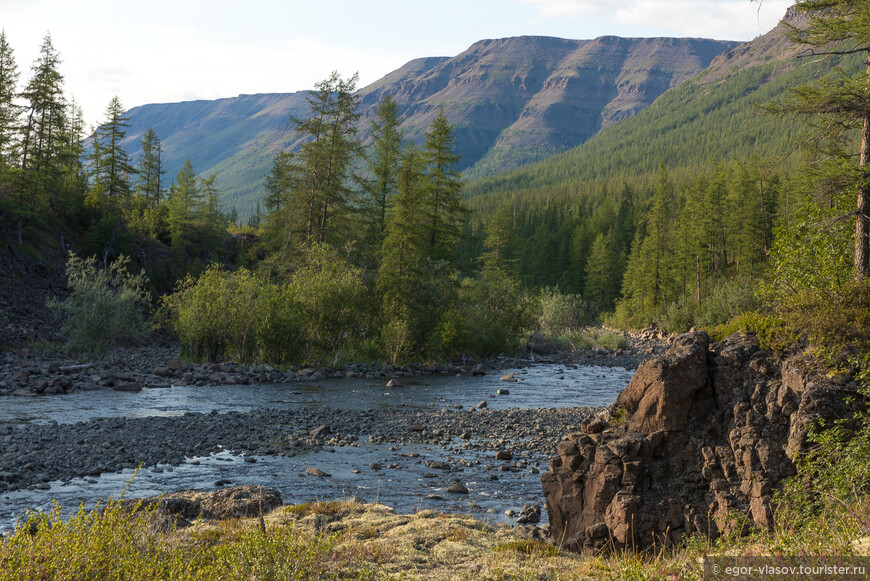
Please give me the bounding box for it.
[308,425,330,437]
[152,367,172,378]
[306,467,331,477]
[126,486,283,531]
[447,482,469,494]
[113,382,142,392]
[542,331,857,554]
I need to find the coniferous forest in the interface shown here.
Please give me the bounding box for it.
[0,18,868,367]
[3,3,870,579]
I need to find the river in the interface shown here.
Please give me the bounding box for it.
[0,363,634,531]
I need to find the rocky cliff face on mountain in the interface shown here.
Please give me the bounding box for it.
[121,35,736,215]
[541,331,860,554]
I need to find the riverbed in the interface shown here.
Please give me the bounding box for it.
[0,363,634,531]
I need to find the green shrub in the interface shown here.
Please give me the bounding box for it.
[48,252,152,358]
[161,265,305,364]
[430,273,536,358]
[538,289,594,336]
[777,281,870,362]
[710,311,797,352]
[256,284,306,365]
[772,355,870,553]
[0,497,372,581]
[290,244,371,355]
[379,318,415,365]
[552,328,628,352]
[661,276,760,334]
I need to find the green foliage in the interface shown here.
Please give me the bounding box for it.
[710,311,796,353]
[659,277,760,334]
[431,272,536,358]
[161,265,305,365]
[0,498,373,581]
[48,252,152,358]
[537,289,594,337]
[290,244,371,355]
[87,96,136,213]
[778,281,870,362]
[771,354,870,553]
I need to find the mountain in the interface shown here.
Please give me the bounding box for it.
[120,35,738,216]
[464,7,848,200]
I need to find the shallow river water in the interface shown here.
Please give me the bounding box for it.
[0,363,634,531]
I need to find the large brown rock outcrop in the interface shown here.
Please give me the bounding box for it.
[542,331,859,553]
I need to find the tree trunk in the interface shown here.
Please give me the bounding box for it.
[857,51,870,281]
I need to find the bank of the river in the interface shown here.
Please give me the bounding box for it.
[0,329,664,398]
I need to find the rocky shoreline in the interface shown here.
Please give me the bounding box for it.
[0,404,599,496]
[0,331,662,397]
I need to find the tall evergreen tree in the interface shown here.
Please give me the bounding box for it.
[480,203,514,274]
[584,230,622,312]
[59,98,86,204]
[422,109,465,260]
[263,150,294,214]
[88,96,135,212]
[618,166,678,321]
[363,93,403,250]
[17,33,67,245]
[136,128,164,206]
[770,0,870,279]
[0,29,21,171]
[377,145,440,352]
[166,159,200,251]
[293,71,361,247]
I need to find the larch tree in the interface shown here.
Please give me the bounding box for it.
[136,128,165,206]
[771,0,870,279]
[18,33,67,245]
[0,29,21,172]
[166,159,201,251]
[421,109,465,260]
[88,96,135,213]
[363,92,403,251]
[290,71,361,248]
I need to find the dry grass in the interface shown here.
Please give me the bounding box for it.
[3,497,868,581]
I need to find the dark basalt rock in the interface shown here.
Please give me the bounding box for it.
[542,331,859,554]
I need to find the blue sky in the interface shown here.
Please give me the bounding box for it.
[1,0,792,127]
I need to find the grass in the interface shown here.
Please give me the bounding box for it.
[3,492,867,581]
[551,327,630,352]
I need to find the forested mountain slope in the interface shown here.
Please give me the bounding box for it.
[121,35,736,215]
[463,7,840,200]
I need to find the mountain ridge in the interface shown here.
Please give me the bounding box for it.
[462,6,839,201]
[120,33,738,215]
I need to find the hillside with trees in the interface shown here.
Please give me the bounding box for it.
[117,35,736,217]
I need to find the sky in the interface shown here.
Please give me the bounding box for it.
[1,0,793,128]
